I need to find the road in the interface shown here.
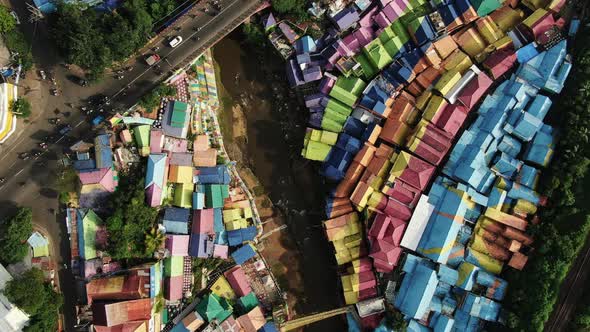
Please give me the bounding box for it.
[0,0,262,330]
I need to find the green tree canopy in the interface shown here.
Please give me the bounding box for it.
[11,98,32,118]
[3,268,63,332]
[0,7,16,34]
[0,207,33,265]
[105,168,158,259]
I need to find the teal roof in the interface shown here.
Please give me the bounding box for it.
[145,154,167,188]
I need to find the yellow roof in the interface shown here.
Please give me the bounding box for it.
[211,276,236,300]
[169,165,193,184]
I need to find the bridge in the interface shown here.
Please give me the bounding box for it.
[279,306,354,332]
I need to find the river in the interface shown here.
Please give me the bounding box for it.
[213,31,347,331]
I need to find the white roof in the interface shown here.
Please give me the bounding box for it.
[400,195,434,251]
[0,264,29,331]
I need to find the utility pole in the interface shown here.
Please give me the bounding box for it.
[27,3,43,23]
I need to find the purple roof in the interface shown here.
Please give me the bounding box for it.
[354,27,375,48]
[319,73,337,95]
[213,244,229,259]
[146,183,162,208]
[263,13,277,30]
[305,93,326,109]
[359,5,379,27]
[303,66,323,82]
[189,233,213,258]
[335,39,354,57]
[342,34,361,53]
[332,7,360,31]
[278,22,298,44]
[286,59,305,87]
[375,11,391,29]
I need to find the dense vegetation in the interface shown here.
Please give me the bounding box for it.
[0,6,33,71]
[570,286,590,331]
[271,0,308,20]
[502,28,590,332]
[0,207,33,265]
[3,268,63,332]
[10,97,32,118]
[139,83,177,111]
[105,167,159,259]
[51,0,181,78]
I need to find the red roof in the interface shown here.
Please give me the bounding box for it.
[383,179,421,207]
[368,213,390,239]
[224,265,251,297]
[92,298,152,327]
[484,48,517,80]
[192,209,214,235]
[94,321,147,332]
[398,154,436,191]
[383,198,413,221]
[456,72,493,110]
[432,103,469,137]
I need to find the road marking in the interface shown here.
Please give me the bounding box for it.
[9,160,17,168]
[15,169,23,177]
[56,135,65,143]
[75,120,84,128]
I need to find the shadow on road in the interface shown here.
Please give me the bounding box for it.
[0,200,19,221]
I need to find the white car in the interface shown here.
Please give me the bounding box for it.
[10,11,20,25]
[169,36,183,48]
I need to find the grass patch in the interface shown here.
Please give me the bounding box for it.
[212,56,234,144]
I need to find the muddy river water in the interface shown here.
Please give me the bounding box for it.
[213,31,347,331]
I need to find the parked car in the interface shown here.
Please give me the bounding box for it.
[145,54,160,66]
[168,36,183,48]
[58,124,72,135]
[38,70,46,80]
[10,11,20,25]
[92,115,104,126]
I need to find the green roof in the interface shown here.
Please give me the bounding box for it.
[383,36,404,58]
[390,20,410,44]
[321,117,344,132]
[206,184,225,208]
[471,0,501,16]
[238,292,259,313]
[83,210,102,260]
[302,140,332,161]
[171,101,190,128]
[329,76,367,107]
[134,125,151,147]
[164,256,183,277]
[354,53,377,79]
[379,26,396,44]
[364,41,393,70]
[196,294,233,322]
[326,98,353,117]
[324,108,348,125]
[32,245,49,258]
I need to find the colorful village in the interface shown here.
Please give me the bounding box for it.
[61,51,286,332]
[258,0,578,330]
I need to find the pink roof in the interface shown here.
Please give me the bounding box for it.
[457,72,493,110]
[354,27,375,48]
[213,244,229,259]
[94,321,148,332]
[79,168,117,192]
[375,12,391,29]
[432,104,468,137]
[192,209,214,235]
[399,156,436,191]
[355,257,373,273]
[369,213,390,239]
[335,39,353,57]
[373,257,394,273]
[319,73,337,95]
[342,34,360,53]
[359,6,379,27]
[383,198,413,221]
[224,265,251,297]
[150,129,164,153]
[165,276,183,301]
[163,137,188,153]
[359,287,378,301]
[146,184,162,208]
[383,179,421,207]
[385,221,407,246]
[165,235,190,256]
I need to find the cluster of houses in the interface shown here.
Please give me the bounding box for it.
[268,0,575,330]
[63,52,283,332]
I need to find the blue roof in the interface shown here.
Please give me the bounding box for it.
[94,134,113,169]
[523,127,555,167]
[432,314,454,332]
[73,159,96,171]
[197,166,231,184]
[258,322,279,332]
[145,154,167,188]
[461,293,501,322]
[163,208,190,234]
[407,320,431,332]
[232,244,256,265]
[213,208,224,232]
[192,192,205,209]
[417,182,468,264]
[189,233,212,258]
[394,262,438,319]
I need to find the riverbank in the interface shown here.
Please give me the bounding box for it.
[212,30,347,331]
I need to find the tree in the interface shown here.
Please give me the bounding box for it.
[270,0,308,19]
[144,227,165,255]
[0,6,16,34]
[3,268,62,332]
[105,167,158,260]
[242,23,266,46]
[11,98,32,118]
[0,207,33,265]
[139,84,176,112]
[3,268,46,314]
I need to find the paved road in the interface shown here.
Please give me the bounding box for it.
[0,0,261,330]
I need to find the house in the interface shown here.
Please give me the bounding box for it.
[236,307,265,332]
[77,209,102,260]
[86,268,152,304]
[162,101,191,139]
[211,275,237,300]
[134,125,151,156]
[78,167,118,193]
[150,129,165,153]
[262,13,277,31]
[145,153,168,207]
[205,184,229,209]
[195,293,233,322]
[223,265,251,297]
[165,275,183,301]
[192,209,215,235]
[196,165,231,184]
[163,207,190,234]
[173,182,193,208]
[92,298,152,327]
[189,233,214,258]
[94,134,113,169]
[165,235,189,256]
[231,244,256,265]
[331,6,360,31]
[0,264,30,332]
[169,165,193,184]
